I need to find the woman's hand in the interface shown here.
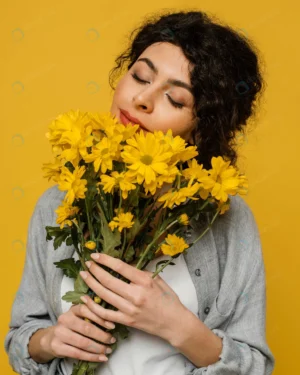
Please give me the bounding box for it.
[79,253,186,343]
[41,303,117,363]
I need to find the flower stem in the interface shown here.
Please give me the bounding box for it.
[135,220,178,269]
[85,198,95,240]
[151,209,221,278]
[152,258,174,278]
[120,229,127,258]
[189,207,221,246]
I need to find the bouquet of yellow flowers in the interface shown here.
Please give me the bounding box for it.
[42,109,248,375]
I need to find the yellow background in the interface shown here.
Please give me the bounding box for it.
[1,1,297,374]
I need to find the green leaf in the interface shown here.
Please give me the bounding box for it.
[124,246,135,263]
[66,236,73,246]
[46,226,59,240]
[109,249,122,259]
[71,224,80,251]
[53,258,81,279]
[117,323,130,340]
[46,225,71,250]
[129,186,140,207]
[61,291,86,304]
[126,217,141,242]
[74,272,89,294]
[98,203,121,255]
[154,260,175,273]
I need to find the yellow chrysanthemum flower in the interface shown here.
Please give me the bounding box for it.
[116,123,140,141]
[176,145,199,162]
[83,135,122,174]
[42,159,64,183]
[179,214,189,226]
[154,129,198,163]
[46,110,94,167]
[88,112,140,144]
[154,129,186,153]
[55,201,80,229]
[217,200,230,215]
[237,174,249,196]
[108,212,135,232]
[58,165,88,205]
[121,131,173,185]
[160,234,189,256]
[85,241,96,250]
[197,156,242,203]
[98,171,136,199]
[181,160,211,200]
[141,163,179,195]
[88,111,118,134]
[182,159,206,183]
[158,182,200,209]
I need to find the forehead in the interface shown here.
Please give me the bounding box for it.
[136,42,193,83]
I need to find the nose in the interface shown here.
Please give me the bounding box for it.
[132,88,155,113]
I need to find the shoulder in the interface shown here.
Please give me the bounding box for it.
[210,195,264,274]
[211,196,265,313]
[34,184,66,226]
[221,194,258,229]
[217,194,261,245]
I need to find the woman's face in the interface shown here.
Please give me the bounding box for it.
[110,42,197,143]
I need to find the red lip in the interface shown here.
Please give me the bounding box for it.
[120,109,146,128]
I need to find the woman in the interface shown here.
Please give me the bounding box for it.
[4,9,275,375]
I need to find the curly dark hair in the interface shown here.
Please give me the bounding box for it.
[108,9,266,170]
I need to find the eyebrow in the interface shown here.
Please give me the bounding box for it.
[136,57,193,94]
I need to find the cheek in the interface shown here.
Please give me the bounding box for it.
[116,76,133,97]
[156,114,193,138]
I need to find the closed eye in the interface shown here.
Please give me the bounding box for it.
[131,73,184,109]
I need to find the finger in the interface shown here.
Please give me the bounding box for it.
[85,260,134,302]
[59,342,109,362]
[65,307,115,345]
[70,302,115,330]
[80,270,134,314]
[90,253,149,285]
[57,324,110,356]
[81,295,128,325]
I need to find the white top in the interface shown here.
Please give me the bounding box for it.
[59,250,198,375]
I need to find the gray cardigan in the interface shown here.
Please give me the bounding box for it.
[4,185,275,374]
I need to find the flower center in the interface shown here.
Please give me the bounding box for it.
[101,148,109,155]
[141,155,153,165]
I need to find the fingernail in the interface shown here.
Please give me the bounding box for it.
[105,322,115,329]
[99,354,108,361]
[110,337,117,343]
[80,296,88,303]
[91,253,99,259]
[85,261,92,268]
[80,271,87,279]
[106,347,112,354]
